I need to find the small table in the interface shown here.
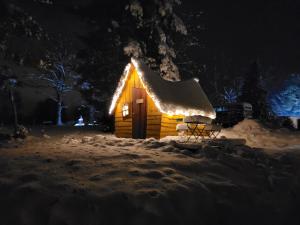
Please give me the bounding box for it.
[185,122,206,142]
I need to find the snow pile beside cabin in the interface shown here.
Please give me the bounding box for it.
[220,119,300,150]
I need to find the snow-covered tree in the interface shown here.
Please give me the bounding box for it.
[268,74,300,117]
[76,0,204,119]
[36,45,80,126]
[0,2,48,63]
[123,0,189,81]
[33,0,53,4]
[79,0,199,80]
[222,87,238,104]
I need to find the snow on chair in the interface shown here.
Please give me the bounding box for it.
[183,115,212,124]
[180,116,221,142]
[176,123,189,142]
[176,123,188,136]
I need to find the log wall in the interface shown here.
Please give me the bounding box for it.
[115,64,196,139]
[146,96,161,139]
[115,65,162,138]
[115,66,142,138]
[160,114,184,138]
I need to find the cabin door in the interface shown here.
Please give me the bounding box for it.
[132,88,147,139]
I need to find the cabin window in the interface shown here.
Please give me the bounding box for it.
[122,103,130,118]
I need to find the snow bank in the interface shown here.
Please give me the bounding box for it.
[232,119,268,133]
[220,119,300,150]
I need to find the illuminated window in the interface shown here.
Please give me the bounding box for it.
[122,103,129,118]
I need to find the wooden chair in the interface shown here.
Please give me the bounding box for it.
[176,123,207,142]
[176,121,222,143]
[203,124,222,140]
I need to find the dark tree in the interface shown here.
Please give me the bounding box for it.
[34,98,60,124]
[204,51,244,105]
[239,61,268,119]
[0,2,48,65]
[0,65,27,137]
[0,66,18,131]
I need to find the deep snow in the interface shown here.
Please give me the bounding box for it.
[0,120,300,225]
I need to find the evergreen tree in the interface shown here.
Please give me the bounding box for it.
[79,0,189,80]
[268,74,300,117]
[239,61,268,119]
[76,0,203,118]
[0,2,48,64]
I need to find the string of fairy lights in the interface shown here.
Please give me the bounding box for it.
[109,58,216,119]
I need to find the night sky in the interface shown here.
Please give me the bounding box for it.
[201,0,300,75]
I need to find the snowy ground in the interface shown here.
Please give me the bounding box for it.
[219,119,300,151]
[0,120,300,225]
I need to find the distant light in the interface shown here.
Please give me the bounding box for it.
[74,115,85,127]
[81,81,92,90]
[193,78,199,82]
[214,106,228,112]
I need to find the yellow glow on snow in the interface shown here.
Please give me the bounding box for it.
[109,58,216,119]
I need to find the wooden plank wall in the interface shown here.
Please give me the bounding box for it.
[160,114,184,138]
[115,66,163,138]
[116,64,196,139]
[115,67,143,138]
[146,96,161,139]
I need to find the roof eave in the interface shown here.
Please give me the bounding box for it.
[109,58,216,120]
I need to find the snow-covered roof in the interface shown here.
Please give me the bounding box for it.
[109,58,216,119]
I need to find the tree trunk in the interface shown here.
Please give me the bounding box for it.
[9,89,18,133]
[57,94,63,126]
[89,105,96,125]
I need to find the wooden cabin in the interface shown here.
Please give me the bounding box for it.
[109,58,216,139]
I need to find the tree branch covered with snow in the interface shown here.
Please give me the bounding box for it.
[0,2,49,67]
[33,43,81,125]
[268,74,300,117]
